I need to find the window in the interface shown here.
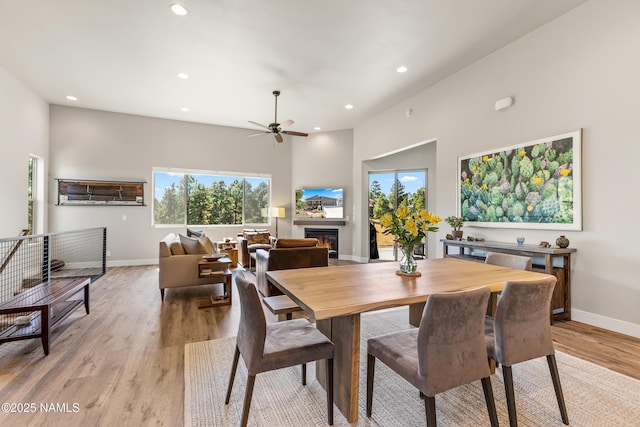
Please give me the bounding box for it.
[27,156,36,233]
[153,169,270,226]
[27,155,44,234]
[368,169,427,261]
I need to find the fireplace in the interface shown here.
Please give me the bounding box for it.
[305,228,338,259]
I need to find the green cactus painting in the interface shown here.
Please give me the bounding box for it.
[458,130,582,230]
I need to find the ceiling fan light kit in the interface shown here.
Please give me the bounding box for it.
[248,90,309,143]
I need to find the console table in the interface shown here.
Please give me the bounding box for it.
[441,239,576,321]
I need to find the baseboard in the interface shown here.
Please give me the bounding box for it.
[572,309,640,339]
[106,259,157,267]
[338,254,368,263]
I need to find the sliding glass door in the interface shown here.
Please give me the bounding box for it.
[368,170,426,261]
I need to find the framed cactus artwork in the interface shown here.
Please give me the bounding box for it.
[457,129,582,230]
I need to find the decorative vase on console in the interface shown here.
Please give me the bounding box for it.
[556,235,570,248]
[380,207,442,276]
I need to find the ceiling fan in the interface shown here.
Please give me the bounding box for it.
[248,90,308,143]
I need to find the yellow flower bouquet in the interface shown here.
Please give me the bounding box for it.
[380,207,442,274]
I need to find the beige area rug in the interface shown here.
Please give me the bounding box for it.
[185,308,640,426]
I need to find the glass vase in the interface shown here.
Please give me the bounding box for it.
[399,243,417,274]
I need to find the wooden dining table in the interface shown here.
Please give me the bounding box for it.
[266,257,554,423]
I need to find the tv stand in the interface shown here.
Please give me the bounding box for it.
[441,239,575,321]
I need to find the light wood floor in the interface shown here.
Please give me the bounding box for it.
[0,265,638,426]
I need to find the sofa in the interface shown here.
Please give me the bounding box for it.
[255,238,329,297]
[158,232,225,300]
[237,229,274,268]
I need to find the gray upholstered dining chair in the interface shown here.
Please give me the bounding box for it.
[485,277,569,427]
[225,273,335,427]
[366,287,499,427]
[485,252,532,271]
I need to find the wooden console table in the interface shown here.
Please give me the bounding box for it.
[441,239,575,321]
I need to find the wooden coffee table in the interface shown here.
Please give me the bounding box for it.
[197,257,232,307]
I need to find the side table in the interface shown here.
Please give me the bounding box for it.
[197,258,232,307]
[217,241,239,267]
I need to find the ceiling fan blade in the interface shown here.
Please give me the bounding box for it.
[247,131,270,138]
[279,119,294,129]
[282,130,308,137]
[248,120,271,131]
[275,133,284,143]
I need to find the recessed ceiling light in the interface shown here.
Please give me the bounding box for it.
[345,104,354,110]
[170,3,188,16]
[66,95,78,101]
[180,107,190,112]
[177,72,189,79]
[313,127,321,131]
[396,66,408,73]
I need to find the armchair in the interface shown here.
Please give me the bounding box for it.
[255,238,329,297]
[237,230,273,268]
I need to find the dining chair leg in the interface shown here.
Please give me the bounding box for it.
[547,354,569,425]
[424,395,436,427]
[326,358,334,426]
[481,377,499,427]
[225,346,240,404]
[240,374,256,427]
[302,363,307,386]
[366,354,375,417]
[502,365,518,427]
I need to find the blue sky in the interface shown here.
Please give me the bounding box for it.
[153,172,266,200]
[299,188,343,201]
[369,171,425,196]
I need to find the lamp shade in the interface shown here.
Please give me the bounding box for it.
[270,207,286,218]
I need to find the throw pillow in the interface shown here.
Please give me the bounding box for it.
[170,238,186,255]
[187,228,204,238]
[179,234,208,255]
[199,235,215,254]
[275,238,318,248]
[244,232,270,245]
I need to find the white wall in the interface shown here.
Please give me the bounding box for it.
[49,105,292,264]
[291,129,354,259]
[353,0,640,336]
[0,66,49,237]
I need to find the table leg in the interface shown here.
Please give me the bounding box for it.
[41,306,50,355]
[486,292,498,374]
[316,314,361,423]
[84,284,90,314]
[409,302,425,327]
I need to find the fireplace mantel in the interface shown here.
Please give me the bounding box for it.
[293,219,346,226]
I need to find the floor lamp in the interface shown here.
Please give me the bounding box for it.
[270,207,286,238]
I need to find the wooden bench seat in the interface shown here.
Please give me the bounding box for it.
[262,295,302,321]
[0,277,91,355]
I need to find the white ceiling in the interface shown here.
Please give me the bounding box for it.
[0,0,588,134]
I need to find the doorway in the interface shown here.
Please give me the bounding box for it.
[368,170,427,261]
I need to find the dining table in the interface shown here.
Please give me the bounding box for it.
[266,257,554,423]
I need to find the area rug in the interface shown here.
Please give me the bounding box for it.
[185,308,640,426]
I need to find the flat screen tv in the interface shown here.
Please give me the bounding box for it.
[295,188,344,219]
